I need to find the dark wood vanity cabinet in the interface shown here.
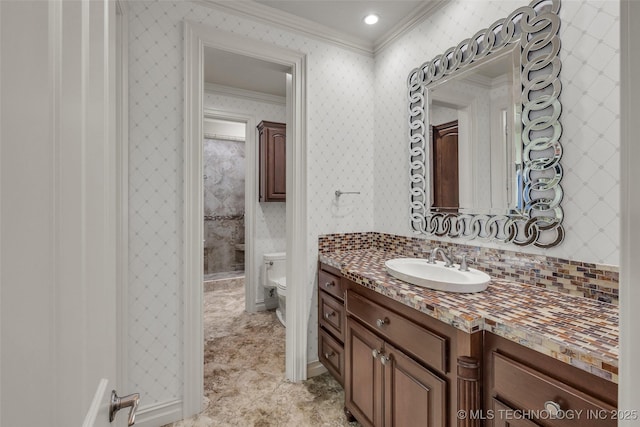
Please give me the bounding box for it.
[318,263,346,385]
[257,120,286,202]
[484,332,618,427]
[346,319,446,427]
[342,277,482,427]
[317,263,618,427]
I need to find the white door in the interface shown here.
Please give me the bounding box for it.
[0,1,133,426]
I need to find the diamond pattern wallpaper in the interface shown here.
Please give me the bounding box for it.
[127,0,619,414]
[128,0,374,409]
[374,0,620,266]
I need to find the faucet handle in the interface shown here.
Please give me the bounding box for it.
[458,254,473,271]
[443,249,454,267]
[424,248,436,264]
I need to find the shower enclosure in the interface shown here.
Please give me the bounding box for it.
[203,136,245,289]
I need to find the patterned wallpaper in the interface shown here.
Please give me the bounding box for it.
[127,0,374,409]
[204,91,287,307]
[373,0,620,266]
[127,0,617,413]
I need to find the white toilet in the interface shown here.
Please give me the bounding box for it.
[263,252,286,327]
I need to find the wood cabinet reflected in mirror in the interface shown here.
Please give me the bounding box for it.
[431,120,459,211]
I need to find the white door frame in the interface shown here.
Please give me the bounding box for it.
[115,0,129,399]
[183,21,308,418]
[619,0,640,418]
[203,108,258,313]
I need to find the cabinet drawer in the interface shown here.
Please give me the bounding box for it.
[319,290,345,342]
[493,352,616,427]
[492,398,539,427]
[319,269,343,301]
[319,328,344,386]
[346,290,447,373]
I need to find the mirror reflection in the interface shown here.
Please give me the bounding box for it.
[428,49,521,214]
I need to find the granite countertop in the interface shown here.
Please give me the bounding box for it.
[319,248,619,383]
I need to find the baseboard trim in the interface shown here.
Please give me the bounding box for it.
[133,399,183,427]
[307,360,328,378]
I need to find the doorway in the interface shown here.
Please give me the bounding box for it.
[183,22,308,418]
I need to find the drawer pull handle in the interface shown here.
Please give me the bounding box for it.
[544,401,562,416]
[380,355,391,366]
[372,349,382,359]
[324,311,335,319]
[324,281,335,288]
[324,351,335,359]
[376,318,389,328]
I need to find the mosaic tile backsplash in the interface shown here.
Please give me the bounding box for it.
[318,232,619,305]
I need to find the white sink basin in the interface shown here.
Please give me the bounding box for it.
[384,258,490,293]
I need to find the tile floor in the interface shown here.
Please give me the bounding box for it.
[164,280,359,426]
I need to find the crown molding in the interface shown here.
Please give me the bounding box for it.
[194,0,374,56]
[373,0,449,55]
[194,0,448,57]
[205,82,286,105]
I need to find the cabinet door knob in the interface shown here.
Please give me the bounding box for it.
[372,349,382,359]
[380,355,391,366]
[324,311,335,319]
[324,281,334,288]
[324,351,335,359]
[544,400,562,416]
[376,318,389,328]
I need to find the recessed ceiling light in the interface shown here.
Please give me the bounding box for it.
[364,14,379,25]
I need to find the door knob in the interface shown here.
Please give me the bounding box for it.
[109,390,140,426]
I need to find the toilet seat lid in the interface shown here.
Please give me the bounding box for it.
[275,278,286,290]
[264,252,286,261]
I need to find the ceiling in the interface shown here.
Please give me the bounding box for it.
[255,0,425,43]
[203,0,440,96]
[204,47,291,97]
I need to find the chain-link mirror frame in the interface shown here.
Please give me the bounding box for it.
[408,0,563,248]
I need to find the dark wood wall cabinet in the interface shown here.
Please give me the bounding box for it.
[257,120,286,202]
[317,263,618,427]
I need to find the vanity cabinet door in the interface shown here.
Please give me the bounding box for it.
[345,319,385,427]
[384,342,446,427]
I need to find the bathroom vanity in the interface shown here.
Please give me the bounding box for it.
[317,246,618,427]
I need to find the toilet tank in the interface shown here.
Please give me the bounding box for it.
[263,252,286,287]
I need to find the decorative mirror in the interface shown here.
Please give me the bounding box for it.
[408,0,563,247]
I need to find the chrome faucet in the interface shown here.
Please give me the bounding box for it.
[458,254,470,271]
[427,247,454,267]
